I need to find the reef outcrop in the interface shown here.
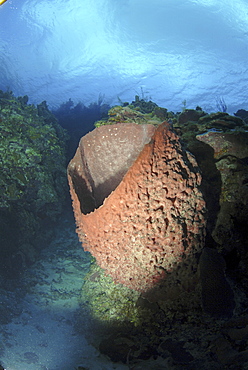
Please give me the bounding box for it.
[197,130,248,273]
[0,90,68,275]
[68,122,206,291]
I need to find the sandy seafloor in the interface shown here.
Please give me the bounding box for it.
[0,210,128,370]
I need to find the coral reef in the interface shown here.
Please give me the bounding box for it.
[64,101,248,368]
[80,249,247,368]
[129,94,159,113]
[94,105,162,127]
[0,94,67,210]
[173,106,248,303]
[197,130,248,282]
[82,263,141,326]
[0,90,68,274]
[76,105,248,369]
[174,109,248,234]
[68,121,206,291]
[94,96,172,128]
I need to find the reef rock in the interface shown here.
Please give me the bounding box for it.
[196,131,248,253]
[200,247,235,318]
[196,130,248,160]
[68,122,206,291]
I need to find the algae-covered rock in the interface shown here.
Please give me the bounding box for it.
[0,92,67,211]
[82,263,142,326]
[0,90,68,274]
[130,94,159,113]
[94,97,170,128]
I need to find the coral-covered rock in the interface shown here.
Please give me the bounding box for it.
[178,108,205,124]
[196,131,248,160]
[198,112,244,130]
[196,131,248,254]
[235,109,248,124]
[0,90,68,276]
[68,122,206,291]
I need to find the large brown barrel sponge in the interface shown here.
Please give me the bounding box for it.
[67,122,206,292]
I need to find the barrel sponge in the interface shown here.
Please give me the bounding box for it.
[68,122,206,292]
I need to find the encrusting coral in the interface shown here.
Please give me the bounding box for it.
[0,90,68,271]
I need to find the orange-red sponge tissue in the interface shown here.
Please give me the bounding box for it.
[67,122,206,292]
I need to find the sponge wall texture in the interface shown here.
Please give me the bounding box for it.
[68,122,206,292]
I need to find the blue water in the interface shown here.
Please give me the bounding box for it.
[0,0,247,112]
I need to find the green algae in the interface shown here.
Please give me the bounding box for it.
[0,90,69,270]
[0,90,68,210]
[82,263,142,326]
[94,97,170,128]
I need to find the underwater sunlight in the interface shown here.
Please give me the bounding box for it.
[0,0,248,111]
[1,1,248,369]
